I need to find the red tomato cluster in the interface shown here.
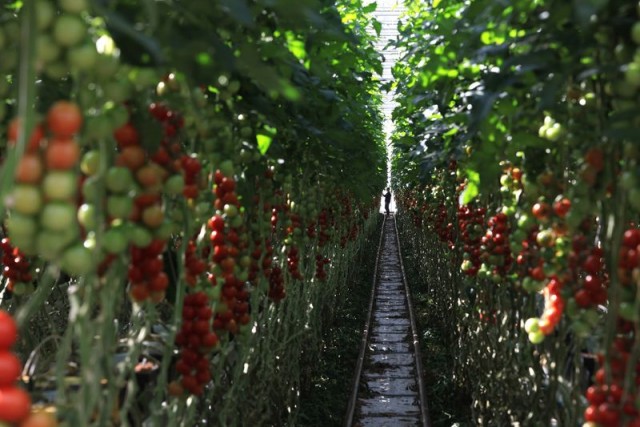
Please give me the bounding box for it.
[315,254,330,282]
[431,204,454,248]
[569,236,608,309]
[268,265,285,301]
[208,171,251,333]
[128,240,168,303]
[457,204,485,276]
[287,246,302,281]
[175,291,217,396]
[585,334,640,427]
[317,209,332,247]
[0,238,32,293]
[0,310,31,424]
[582,228,640,426]
[481,212,512,277]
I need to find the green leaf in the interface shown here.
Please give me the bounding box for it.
[363,2,377,13]
[459,169,480,205]
[372,20,382,37]
[257,134,273,155]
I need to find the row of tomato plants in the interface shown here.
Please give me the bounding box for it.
[391,0,640,425]
[0,0,387,425]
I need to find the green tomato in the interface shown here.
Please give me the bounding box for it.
[223,204,238,218]
[53,14,87,48]
[528,330,545,344]
[624,62,640,87]
[570,320,591,339]
[40,202,77,231]
[619,301,637,322]
[524,318,539,334]
[80,150,101,175]
[219,160,235,177]
[582,308,600,327]
[632,21,640,45]
[129,225,153,248]
[164,174,185,196]
[43,171,77,201]
[629,188,640,212]
[107,104,130,129]
[94,55,120,81]
[103,80,132,104]
[61,244,94,276]
[59,0,89,14]
[35,0,56,30]
[154,221,174,240]
[106,167,134,194]
[6,213,37,239]
[131,68,158,89]
[68,43,98,71]
[77,203,98,231]
[36,34,61,65]
[102,227,129,254]
[106,196,133,220]
[36,230,70,261]
[12,185,42,215]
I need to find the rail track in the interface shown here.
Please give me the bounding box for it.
[345,215,430,427]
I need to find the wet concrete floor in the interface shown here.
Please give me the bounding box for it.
[353,218,423,427]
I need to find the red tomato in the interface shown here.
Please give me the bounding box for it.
[116,145,146,171]
[0,312,17,350]
[15,154,44,184]
[0,351,21,387]
[45,138,80,170]
[0,386,31,422]
[114,122,139,148]
[7,119,44,152]
[47,101,83,137]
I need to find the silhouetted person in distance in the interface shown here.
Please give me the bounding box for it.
[384,187,391,215]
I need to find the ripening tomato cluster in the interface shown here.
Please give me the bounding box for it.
[584,333,640,427]
[581,228,640,426]
[515,227,546,293]
[208,171,251,333]
[0,310,31,424]
[175,291,217,396]
[184,239,208,287]
[0,238,32,294]
[458,204,485,277]
[480,212,512,278]
[618,228,640,321]
[431,204,454,248]
[7,101,90,277]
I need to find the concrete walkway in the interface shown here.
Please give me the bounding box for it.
[353,217,424,426]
